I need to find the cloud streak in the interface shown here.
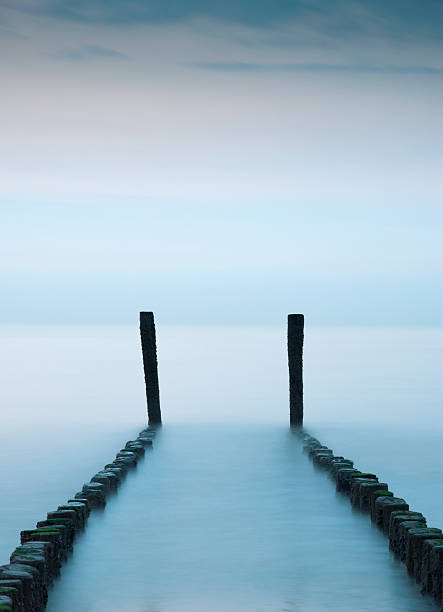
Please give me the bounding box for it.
[2,0,442,42]
[0,26,27,38]
[53,44,129,61]
[192,61,443,75]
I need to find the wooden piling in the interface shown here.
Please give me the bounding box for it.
[288,313,304,427]
[140,312,162,424]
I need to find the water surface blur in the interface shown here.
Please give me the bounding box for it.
[46,424,438,611]
[0,325,441,610]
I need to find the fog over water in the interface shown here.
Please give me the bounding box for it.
[0,324,441,609]
[1,1,441,608]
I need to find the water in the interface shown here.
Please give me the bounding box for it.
[0,325,441,610]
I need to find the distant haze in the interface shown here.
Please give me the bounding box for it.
[0,1,441,324]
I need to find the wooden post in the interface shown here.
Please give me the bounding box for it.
[140,312,162,424]
[288,313,304,427]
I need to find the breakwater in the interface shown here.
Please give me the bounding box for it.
[298,429,443,608]
[0,427,158,612]
[1,315,439,610]
[0,311,162,612]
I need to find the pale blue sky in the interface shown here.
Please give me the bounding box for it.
[0,1,442,324]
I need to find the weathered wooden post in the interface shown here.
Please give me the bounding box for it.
[140,311,162,424]
[288,313,304,427]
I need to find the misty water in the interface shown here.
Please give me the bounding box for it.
[0,325,442,610]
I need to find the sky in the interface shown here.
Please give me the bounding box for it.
[0,0,442,325]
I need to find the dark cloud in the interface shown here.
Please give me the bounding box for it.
[2,0,442,41]
[193,61,443,75]
[53,44,129,60]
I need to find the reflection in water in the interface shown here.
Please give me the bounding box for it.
[47,425,437,611]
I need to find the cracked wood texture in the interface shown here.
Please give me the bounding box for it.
[288,313,304,427]
[140,312,162,424]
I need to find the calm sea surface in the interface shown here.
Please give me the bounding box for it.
[0,325,441,610]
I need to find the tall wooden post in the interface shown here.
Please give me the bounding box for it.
[288,313,304,427]
[140,312,162,424]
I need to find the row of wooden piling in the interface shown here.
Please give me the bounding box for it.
[0,427,158,612]
[297,430,443,608]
